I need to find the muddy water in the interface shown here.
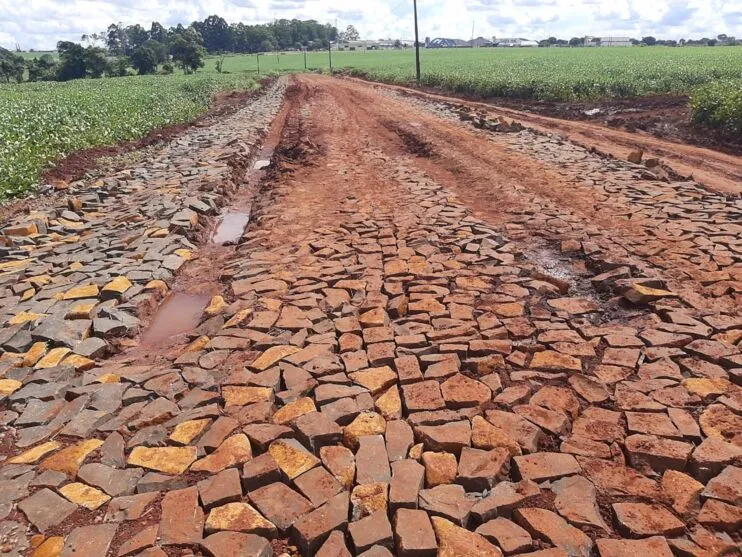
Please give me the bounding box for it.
[212,211,251,245]
[141,292,210,345]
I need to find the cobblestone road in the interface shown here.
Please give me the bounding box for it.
[0,75,740,557]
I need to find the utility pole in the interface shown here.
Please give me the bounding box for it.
[304,48,307,70]
[413,0,421,82]
[329,41,333,73]
[256,53,260,76]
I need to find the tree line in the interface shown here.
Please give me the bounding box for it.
[538,34,738,47]
[0,17,339,83]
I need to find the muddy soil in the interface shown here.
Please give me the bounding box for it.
[472,94,742,157]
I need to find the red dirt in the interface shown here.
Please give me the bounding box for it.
[458,93,742,157]
[347,77,742,195]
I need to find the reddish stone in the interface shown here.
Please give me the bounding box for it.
[294,466,344,507]
[248,482,313,532]
[415,421,471,455]
[316,530,352,557]
[515,508,592,557]
[595,537,674,557]
[456,447,510,491]
[201,532,272,557]
[59,524,118,557]
[158,486,204,545]
[476,517,533,554]
[393,508,437,557]
[612,503,685,537]
[291,492,350,555]
[390,459,425,511]
[348,511,393,553]
[513,453,581,482]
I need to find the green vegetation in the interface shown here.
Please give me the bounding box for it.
[196,47,742,102]
[0,74,257,198]
[691,79,742,136]
[328,47,742,101]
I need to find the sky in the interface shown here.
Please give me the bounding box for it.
[1,0,739,51]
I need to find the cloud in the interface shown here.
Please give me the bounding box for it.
[0,0,734,50]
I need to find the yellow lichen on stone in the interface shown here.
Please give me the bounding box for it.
[35,347,71,369]
[21,342,48,368]
[205,295,227,316]
[224,308,252,328]
[40,439,104,476]
[8,311,45,325]
[8,441,60,464]
[0,379,22,396]
[127,446,197,474]
[59,482,111,510]
[249,345,301,371]
[272,397,316,426]
[170,419,211,445]
[63,284,99,300]
[102,276,132,295]
[268,440,319,480]
[222,386,273,407]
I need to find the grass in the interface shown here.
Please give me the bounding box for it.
[0,73,258,199]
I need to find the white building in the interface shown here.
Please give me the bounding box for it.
[585,36,633,47]
[492,37,539,47]
[600,37,632,47]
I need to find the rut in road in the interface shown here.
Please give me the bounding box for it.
[0,75,740,557]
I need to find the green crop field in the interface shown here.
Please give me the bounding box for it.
[0,74,257,199]
[207,46,742,102]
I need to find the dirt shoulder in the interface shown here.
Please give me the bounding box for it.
[346,76,742,196]
[345,73,741,157]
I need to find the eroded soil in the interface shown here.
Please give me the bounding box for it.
[0,75,740,557]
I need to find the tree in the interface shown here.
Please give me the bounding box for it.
[642,36,657,46]
[193,15,232,53]
[150,21,167,43]
[170,35,205,73]
[0,47,25,83]
[56,41,87,80]
[125,24,149,53]
[142,40,167,65]
[84,46,111,77]
[569,37,584,47]
[340,25,360,42]
[57,41,110,80]
[131,45,158,74]
[112,56,130,77]
[26,54,58,81]
[106,24,126,55]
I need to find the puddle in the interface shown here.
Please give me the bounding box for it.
[212,211,250,245]
[141,292,210,345]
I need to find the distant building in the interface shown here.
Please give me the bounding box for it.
[425,36,494,48]
[337,39,414,50]
[492,37,539,47]
[584,36,633,47]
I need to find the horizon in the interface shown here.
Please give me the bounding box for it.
[1,0,738,51]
